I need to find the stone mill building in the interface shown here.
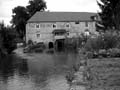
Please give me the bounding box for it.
[26,12,98,49]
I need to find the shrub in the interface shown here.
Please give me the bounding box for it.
[108,48,120,57]
[86,51,94,59]
[28,40,33,45]
[98,49,107,57]
[66,71,75,83]
[24,42,46,53]
[83,31,120,58]
[34,48,43,53]
[84,36,104,51]
[84,31,120,52]
[103,32,119,49]
[64,37,78,50]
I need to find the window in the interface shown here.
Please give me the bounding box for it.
[85,22,88,27]
[37,34,40,38]
[29,23,35,28]
[66,23,70,28]
[36,24,40,28]
[94,17,97,20]
[67,32,69,35]
[53,24,57,28]
[66,31,69,35]
[75,21,79,24]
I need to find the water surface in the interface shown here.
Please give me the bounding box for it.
[0,52,81,90]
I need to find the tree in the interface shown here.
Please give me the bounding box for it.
[11,6,29,39]
[26,0,47,17]
[97,0,120,30]
[11,0,47,39]
[2,27,17,54]
[0,23,17,54]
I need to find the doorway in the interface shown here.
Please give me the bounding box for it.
[49,42,54,49]
[55,39,65,51]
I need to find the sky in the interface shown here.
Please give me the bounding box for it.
[0,0,100,26]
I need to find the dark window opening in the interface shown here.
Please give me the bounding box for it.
[66,23,70,27]
[53,24,56,28]
[75,21,79,24]
[67,32,69,35]
[36,24,40,28]
[49,42,54,49]
[55,39,65,51]
[37,34,40,38]
[85,22,88,27]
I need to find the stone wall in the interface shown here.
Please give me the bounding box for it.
[26,21,96,44]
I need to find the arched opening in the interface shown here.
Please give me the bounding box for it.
[49,42,54,49]
[55,39,65,51]
[28,40,33,45]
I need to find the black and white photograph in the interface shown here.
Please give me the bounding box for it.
[0,0,120,90]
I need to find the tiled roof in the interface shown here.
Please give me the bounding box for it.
[28,12,97,22]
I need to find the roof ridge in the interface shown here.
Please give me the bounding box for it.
[37,11,96,13]
[28,12,97,22]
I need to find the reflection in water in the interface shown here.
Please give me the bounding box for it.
[0,52,81,90]
[0,55,29,78]
[0,55,30,90]
[0,55,15,81]
[17,59,29,76]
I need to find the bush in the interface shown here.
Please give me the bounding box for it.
[83,31,120,58]
[28,40,33,45]
[98,49,107,57]
[24,42,46,53]
[34,48,43,53]
[84,31,120,52]
[66,71,75,83]
[108,48,120,57]
[84,36,104,51]
[1,29,17,54]
[86,51,94,59]
[64,37,78,50]
[103,32,119,49]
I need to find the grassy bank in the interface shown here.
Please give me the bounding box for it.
[87,58,120,90]
[66,58,120,90]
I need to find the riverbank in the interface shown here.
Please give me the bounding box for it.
[67,58,120,90]
[87,58,120,90]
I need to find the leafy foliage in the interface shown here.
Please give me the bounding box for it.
[85,31,120,51]
[26,0,47,17]
[83,31,120,58]
[11,0,47,39]
[11,6,29,39]
[0,23,17,54]
[97,0,120,30]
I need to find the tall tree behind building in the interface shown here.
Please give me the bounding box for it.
[11,0,47,39]
[97,0,120,30]
[11,6,29,39]
[26,0,47,17]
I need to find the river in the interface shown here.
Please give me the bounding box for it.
[0,49,81,90]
